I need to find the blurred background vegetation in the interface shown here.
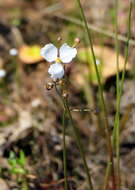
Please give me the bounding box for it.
[0,0,135,190]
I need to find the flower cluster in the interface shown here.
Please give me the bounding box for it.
[40,43,77,80]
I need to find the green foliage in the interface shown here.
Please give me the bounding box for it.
[8,150,28,190]
[18,150,26,167]
[8,150,27,175]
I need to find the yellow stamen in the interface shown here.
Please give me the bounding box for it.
[56,57,61,63]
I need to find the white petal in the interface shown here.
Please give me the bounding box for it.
[0,69,6,78]
[9,48,18,56]
[59,43,77,63]
[40,43,58,62]
[48,63,64,79]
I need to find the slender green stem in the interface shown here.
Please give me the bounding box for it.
[112,2,132,187]
[103,162,112,190]
[75,0,108,129]
[75,0,116,189]
[115,0,120,81]
[115,0,120,124]
[121,2,132,93]
[62,110,68,190]
[113,0,121,188]
[54,84,93,190]
[63,98,93,190]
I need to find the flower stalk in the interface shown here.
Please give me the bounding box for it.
[63,98,93,190]
[62,110,68,190]
[54,83,93,190]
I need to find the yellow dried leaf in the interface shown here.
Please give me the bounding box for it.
[19,45,43,64]
[77,45,131,84]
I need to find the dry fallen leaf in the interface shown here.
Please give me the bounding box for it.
[19,45,43,64]
[77,45,131,84]
[94,45,131,78]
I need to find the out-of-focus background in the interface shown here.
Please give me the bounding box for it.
[0,0,135,189]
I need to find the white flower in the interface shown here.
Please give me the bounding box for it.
[48,63,64,79]
[0,69,6,78]
[40,43,77,79]
[40,43,77,64]
[9,48,18,56]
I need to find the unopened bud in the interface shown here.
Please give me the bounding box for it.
[45,82,54,90]
[57,36,62,42]
[52,78,59,83]
[58,79,64,86]
[73,37,80,48]
[75,37,80,44]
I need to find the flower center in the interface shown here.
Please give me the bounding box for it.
[56,57,61,63]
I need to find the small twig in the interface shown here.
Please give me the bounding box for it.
[40,177,74,188]
[11,27,24,47]
[54,13,135,46]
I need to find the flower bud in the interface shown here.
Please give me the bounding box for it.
[57,36,62,42]
[72,38,80,48]
[58,79,64,86]
[75,37,80,44]
[45,82,54,90]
